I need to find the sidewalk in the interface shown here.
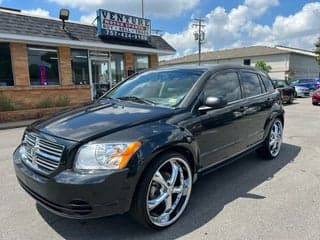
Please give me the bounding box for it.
[0,119,36,130]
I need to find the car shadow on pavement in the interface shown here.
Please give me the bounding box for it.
[283,102,299,106]
[37,143,300,240]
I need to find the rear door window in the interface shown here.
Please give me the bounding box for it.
[241,72,264,97]
[204,71,242,102]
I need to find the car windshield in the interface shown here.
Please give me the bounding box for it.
[274,80,289,87]
[105,69,206,107]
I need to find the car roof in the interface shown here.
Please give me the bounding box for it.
[295,78,319,81]
[158,63,266,75]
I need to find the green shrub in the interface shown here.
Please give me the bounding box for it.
[12,100,26,111]
[36,97,55,109]
[55,95,70,107]
[36,96,71,109]
[0,93,15,111]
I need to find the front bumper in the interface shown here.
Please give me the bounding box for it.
[13,146,134,219]
[312,96,320,104]
[296,90,310,97]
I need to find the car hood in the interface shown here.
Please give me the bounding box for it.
[30,100,175,142]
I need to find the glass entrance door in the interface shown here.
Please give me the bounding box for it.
[90,59,112,99]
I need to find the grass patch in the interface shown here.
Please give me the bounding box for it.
[36,97,55,108]
[1,94,72,111]
[0,93,15,111]
[55,96,70,107]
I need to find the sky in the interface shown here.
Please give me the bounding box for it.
[1,0,320,59]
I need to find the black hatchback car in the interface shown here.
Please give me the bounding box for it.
[14,64,284,229]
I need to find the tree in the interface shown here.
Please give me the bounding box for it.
[255,60,272,72]
[315,37,320,65]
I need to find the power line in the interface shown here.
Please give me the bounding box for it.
[193,18,206,66]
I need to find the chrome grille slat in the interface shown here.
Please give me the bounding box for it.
[37,151,60,162]
[36,159,57,170]
[37,155,60,166]
[39,143,63,153]
[25,135,36,145]
[38,146,62,158]
[22,133,64,174]
[39,139,64,152]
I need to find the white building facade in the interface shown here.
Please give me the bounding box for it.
[161,46,320,80]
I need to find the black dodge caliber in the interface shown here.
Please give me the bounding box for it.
[14,64,284,229]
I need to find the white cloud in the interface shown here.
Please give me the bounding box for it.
[49,0,199,18]
[79,13,97,24]
[244,0,279,16]
[21,8,51,17]
[162,1,320,59]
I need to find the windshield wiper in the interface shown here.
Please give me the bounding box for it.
[117,96,156,105]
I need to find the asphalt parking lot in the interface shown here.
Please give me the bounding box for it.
[0,97,319,240]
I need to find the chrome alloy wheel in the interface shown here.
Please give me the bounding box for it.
[269,119,283,157]
[146,157,192,227]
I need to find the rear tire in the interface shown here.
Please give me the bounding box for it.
[257,118,283,159]
[130,152,193,229]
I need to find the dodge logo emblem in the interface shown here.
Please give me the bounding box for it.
[31,138,40,165]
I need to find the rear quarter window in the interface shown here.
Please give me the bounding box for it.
[241,72,263,97]
[261,75,275,92]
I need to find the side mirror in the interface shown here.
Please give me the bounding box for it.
[199,96,227,111]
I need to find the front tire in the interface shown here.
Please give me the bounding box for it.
[130,152,193,229]
[257,118,283,159]
[287,95,294,104]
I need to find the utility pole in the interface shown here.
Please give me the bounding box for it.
[141,0,144,18]
[193,18,206,65]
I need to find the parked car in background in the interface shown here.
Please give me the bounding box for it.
[290,78,320,90]
[13,65,284,229]
[294,86,311,97]
[312,88,320,105]
[272,79,295,104]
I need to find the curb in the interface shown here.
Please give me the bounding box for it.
[0,119,37,130]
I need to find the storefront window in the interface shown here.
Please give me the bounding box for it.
[0,43,14,86]
[71,49,89,85]
[111,53,124,84]
[27,46,60,86]
[135,55,149,72]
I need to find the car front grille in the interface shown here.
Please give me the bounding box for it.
[23,133,64,174]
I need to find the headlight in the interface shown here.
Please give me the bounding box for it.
[74,141,141,171]
[14,144,27,162]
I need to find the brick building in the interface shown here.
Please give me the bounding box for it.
[0,8,175,108]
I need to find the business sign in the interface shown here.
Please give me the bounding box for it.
[97,9,151,41]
